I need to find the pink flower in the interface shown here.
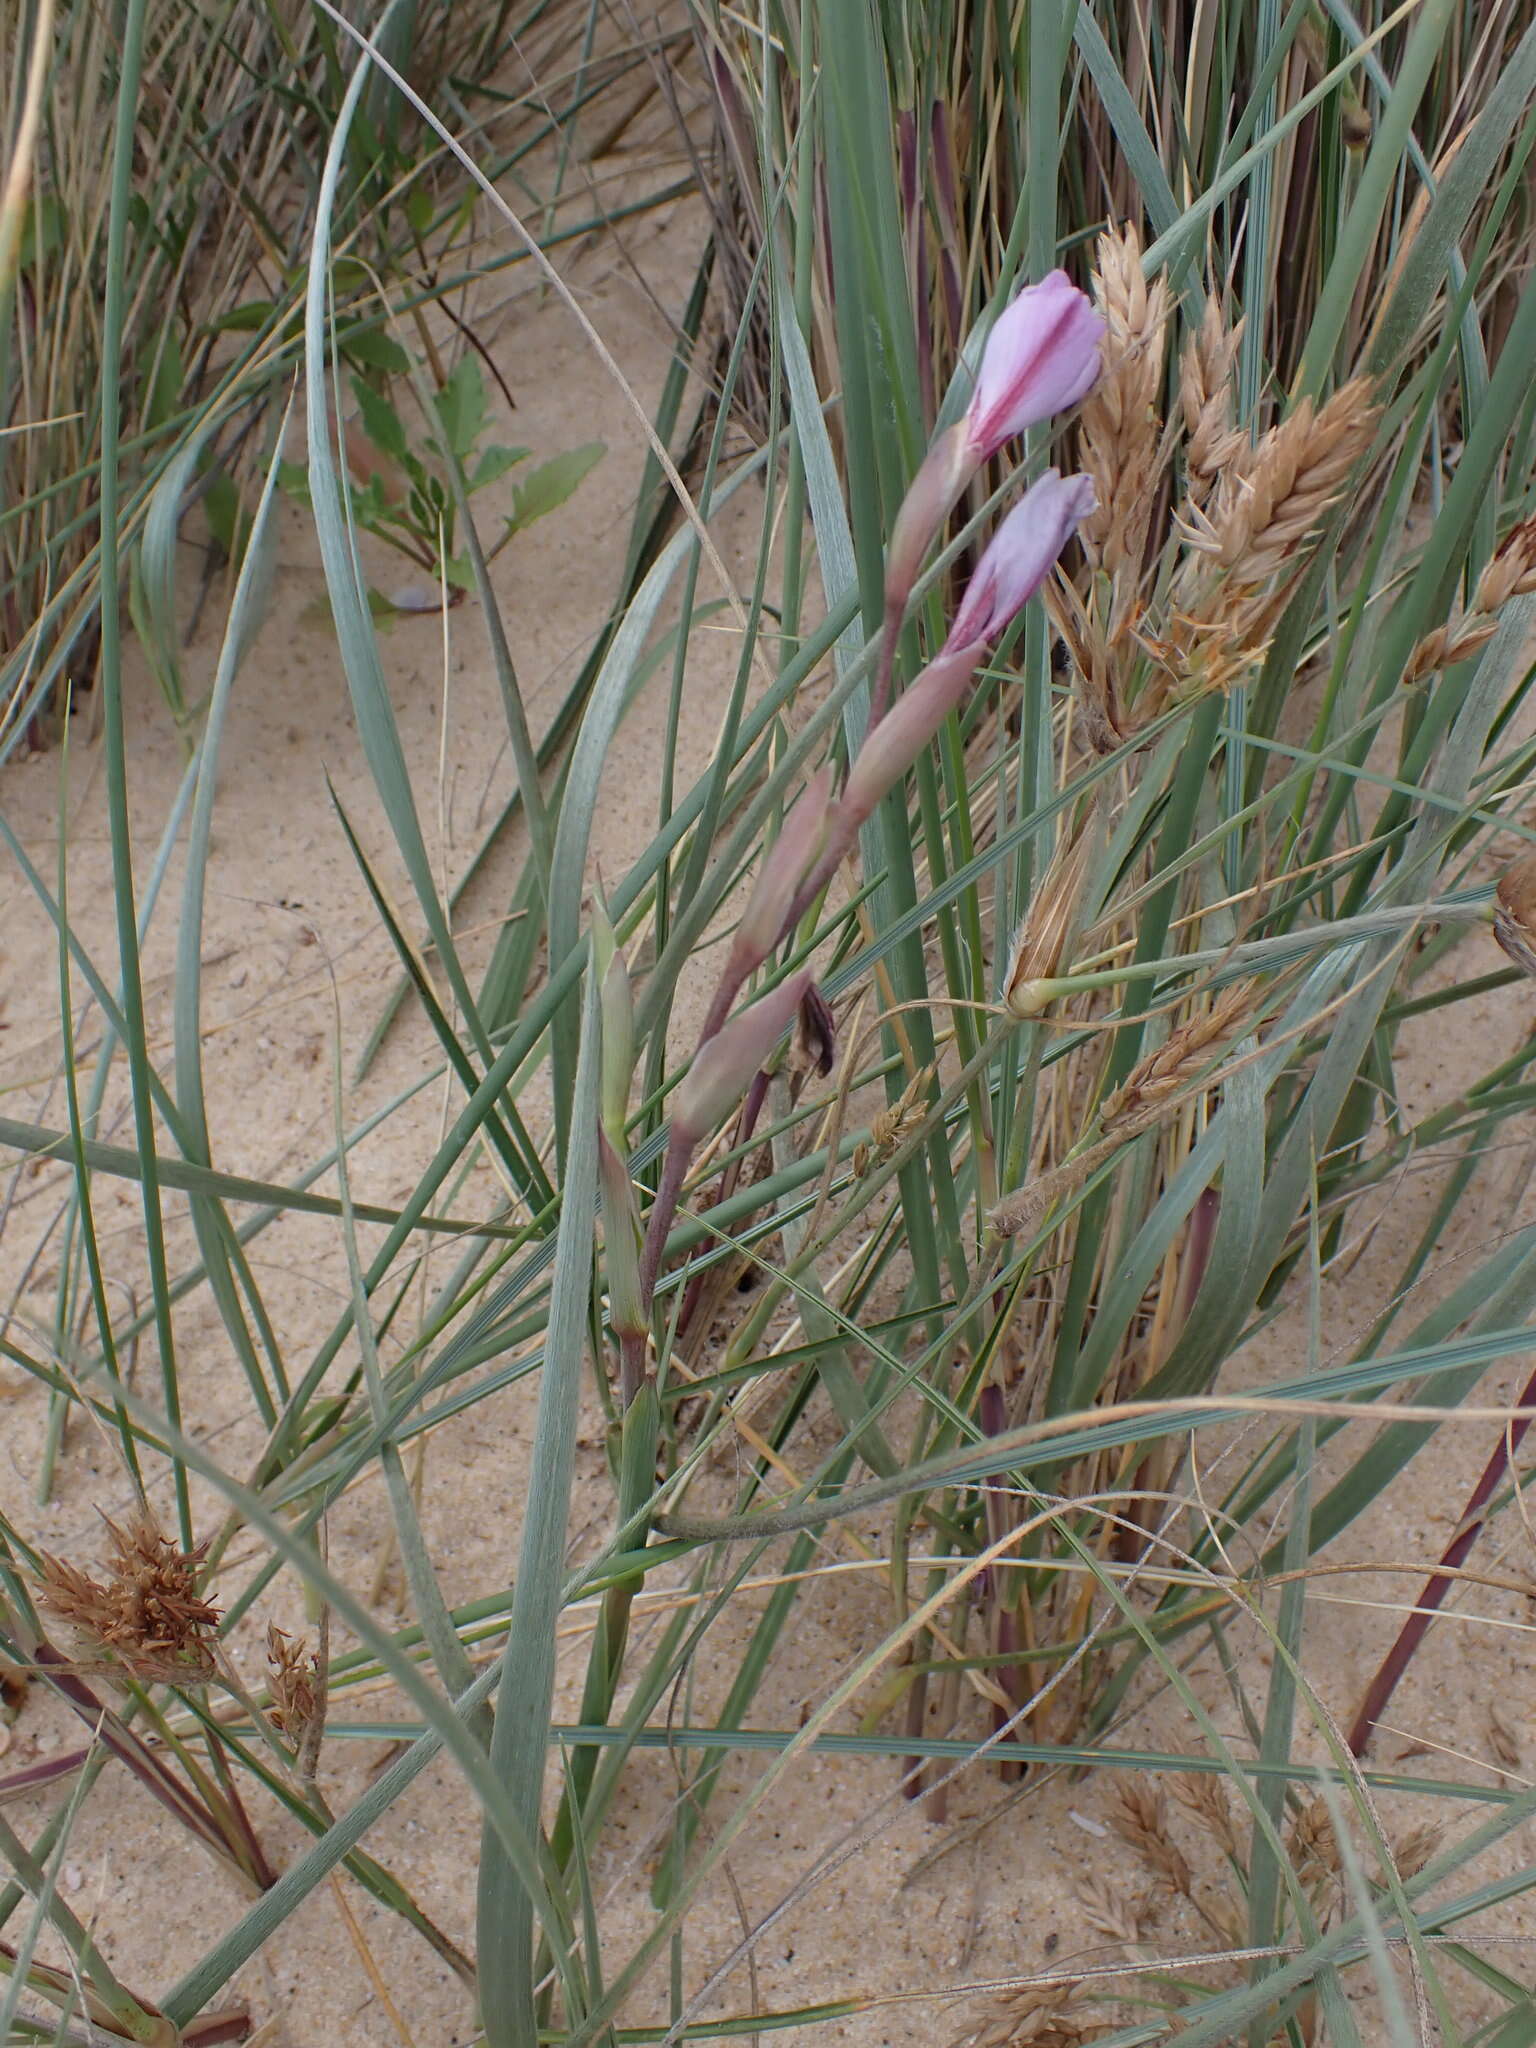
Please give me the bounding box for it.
[943,470,1096,654]
[964,271,1105,458]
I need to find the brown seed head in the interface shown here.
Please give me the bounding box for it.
[38,1512,220,1684]
[1475,517,1536,613]
[1288,1797,1342,1894]
[1494,850,1536,979]
[265,1623,320,1742]
[1383,1819,1441,1883]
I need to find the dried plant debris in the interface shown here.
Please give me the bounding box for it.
[38,1511,220,1684]
[952,1978,1100,2048]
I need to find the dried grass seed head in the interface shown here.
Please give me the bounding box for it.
[1101,980,1256,1129]
[1079,222,1170,577]
[1195,378,1379,587]
[1178,300,1244,484]
[952,1980,1094,2048]
[1108,1779,1194,1897]
[38,1511,220,1683]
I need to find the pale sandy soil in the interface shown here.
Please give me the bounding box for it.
[4,189,1536,2048]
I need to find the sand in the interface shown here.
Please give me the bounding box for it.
[4,186,1536,2048]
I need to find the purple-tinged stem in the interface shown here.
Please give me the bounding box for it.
[33,1644,246,1872]
[677,1066,774,1339]
[1349,1354,1536,1754]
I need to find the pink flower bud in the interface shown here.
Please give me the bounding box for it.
[730,767,835,977]
[964,271,1105,458]
[942,470,1095,654]
[838,471,1094,830]
[883,422,972,613]
[838,643,981,830]
[674,970,814,1143]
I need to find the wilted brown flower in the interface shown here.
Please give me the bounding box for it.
[38,1511,220,1683]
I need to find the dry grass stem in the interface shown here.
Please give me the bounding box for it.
[38,1511,220,1684]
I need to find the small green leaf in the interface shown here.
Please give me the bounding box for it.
[141,329,185,435]
[209,298,274,335]
[341,325,411,375]
[349,374,409,467]
[405,182,434,240]
[470,442,530,491]
[432,355,486,462]
[277,459,311,504]
[504,441,606,538]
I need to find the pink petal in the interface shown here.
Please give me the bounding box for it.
[967,272,1106,454]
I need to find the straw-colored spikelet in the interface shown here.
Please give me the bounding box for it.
[1405,516,1536,683]
[1189,378,1380,586]
[1073,1870,1157,1947]
[1079,224,1170,585]
[1156,379,1379,705]
[1005,818,1099,1017]
[38,1512,220,1684]
[1171,1771,1241,1860]
[1178,300,1244,491]
[1101,980,1256,1130]
[952,1980,1095,2048]
[989,982,1256,1239]
[1108,1780,1195,1898]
